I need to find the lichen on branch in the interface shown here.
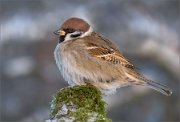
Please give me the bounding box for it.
[48,84,111,122]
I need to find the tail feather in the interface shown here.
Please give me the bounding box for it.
[145,79,172,96]
[126,70,172,96]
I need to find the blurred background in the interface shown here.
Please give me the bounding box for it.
[0,0,179,121]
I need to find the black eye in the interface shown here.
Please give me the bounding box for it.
[64,29,75,33]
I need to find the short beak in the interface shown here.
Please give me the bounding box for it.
[53,30,66,36]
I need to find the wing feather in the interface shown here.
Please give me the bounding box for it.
[85,43,134,69]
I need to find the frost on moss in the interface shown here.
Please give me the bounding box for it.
[49,84,111,122]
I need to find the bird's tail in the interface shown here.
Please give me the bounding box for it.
[144,79,172,96]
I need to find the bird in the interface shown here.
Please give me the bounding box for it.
[53,17,172,96]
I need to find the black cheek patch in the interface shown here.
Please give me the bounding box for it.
[70,33,81,38]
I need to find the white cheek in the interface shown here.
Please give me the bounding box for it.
[63,27,93,42]
[64,34,72,42]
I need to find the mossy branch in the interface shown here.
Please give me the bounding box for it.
[46,84,111,122]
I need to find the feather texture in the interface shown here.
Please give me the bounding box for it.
[85,43,134,68]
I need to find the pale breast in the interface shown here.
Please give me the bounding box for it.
[54,43,85,85]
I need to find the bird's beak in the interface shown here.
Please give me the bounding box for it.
[54,30,66,36]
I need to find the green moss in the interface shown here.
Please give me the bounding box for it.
[50,84,111,122]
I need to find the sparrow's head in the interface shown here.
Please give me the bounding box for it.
[54,17,92,43]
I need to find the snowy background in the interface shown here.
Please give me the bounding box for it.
[0,0,179,121]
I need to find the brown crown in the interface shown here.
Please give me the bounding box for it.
[60,18,90,32]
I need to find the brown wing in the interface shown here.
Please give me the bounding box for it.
[85,42,134,69]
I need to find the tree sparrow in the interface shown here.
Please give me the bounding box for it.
[54,17,172,96]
